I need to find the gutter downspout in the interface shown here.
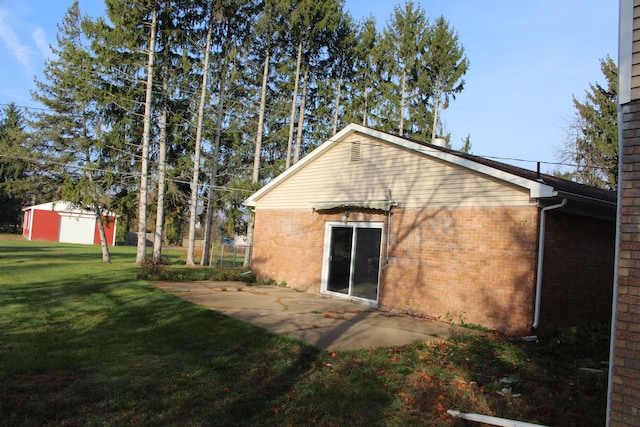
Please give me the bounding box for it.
[383,189,398,270]
[532,198,567,329]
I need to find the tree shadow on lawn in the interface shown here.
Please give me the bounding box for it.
[0,269,395,426]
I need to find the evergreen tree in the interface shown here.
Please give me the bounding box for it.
[32,1,116,262]
[84,0,164,258]
[0,104,30,232]
[150,1,192,261]
[153,1,206,254]
[347,16,381,127]
[186,1,215,266]
[422,16,468,140]
[18,1,473,266]
[459,134,472,153]
[202,0,259,265]
[381,0,429,136]
[557,57,618,189]
[289,0,344,164]
[136,2,157,264]
[325,12,357,135]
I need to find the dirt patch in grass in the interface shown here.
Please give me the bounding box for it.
[1,371,105,425]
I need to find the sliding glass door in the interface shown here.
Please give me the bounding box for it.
[323,222,382,302]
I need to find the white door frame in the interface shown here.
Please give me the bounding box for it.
[320,221,383,304]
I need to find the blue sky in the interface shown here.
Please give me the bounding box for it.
[0,1,619,172]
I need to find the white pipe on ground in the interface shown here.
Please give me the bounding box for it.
[532,198,567,329]
[447,410,548,427]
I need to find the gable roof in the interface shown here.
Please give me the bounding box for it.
[245,123,616,208]
[23,201,118,217]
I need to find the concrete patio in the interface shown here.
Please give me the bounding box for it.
[152,281,482,352]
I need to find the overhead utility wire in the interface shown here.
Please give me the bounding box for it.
[0,152,254,193]
[3,104,613,174]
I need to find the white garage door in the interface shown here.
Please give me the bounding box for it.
[59,214,96,244]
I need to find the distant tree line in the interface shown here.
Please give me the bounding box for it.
[1,0,470,263]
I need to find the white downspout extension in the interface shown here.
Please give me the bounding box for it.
[532,198,567,329]
[447,410,548,427]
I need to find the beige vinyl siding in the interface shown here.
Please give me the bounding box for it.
[256,134,533,210]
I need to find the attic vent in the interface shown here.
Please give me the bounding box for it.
[350,141,362,163]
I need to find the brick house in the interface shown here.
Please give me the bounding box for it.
[608,1,640,425]
[245,124,616,335]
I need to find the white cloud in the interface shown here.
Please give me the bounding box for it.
[0,7,35,72]
[32,27,51,59]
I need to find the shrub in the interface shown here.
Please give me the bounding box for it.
[137,255,170,280]
[137,261,256,283]
[256,278,287,287]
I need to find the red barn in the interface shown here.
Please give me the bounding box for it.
[22,202,117,246]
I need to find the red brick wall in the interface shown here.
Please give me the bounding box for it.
[610,98,640,426]
[251,209,387,290]
[381,206,539,336]
[540,211,615,331]
[252,206,539,335]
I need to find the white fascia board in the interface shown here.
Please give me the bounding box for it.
[23,201,80,212]
[22,201,55,211]
[23,201,78,212]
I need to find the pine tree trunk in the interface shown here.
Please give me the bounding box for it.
[431,95,439,141]
[332,78,342,134]
[293,66,309,164]
[243,214,254,268]
[399,68,406,135]
[244,41,272,268]
[186,10,213,266]
[200,86,224,265]
[202,38,230,266]
[252,44,269,183]
[431,82,441,140]
[95,204,111,263]
[363,86,369,127]
[135,5,157,264]
[152,69,168,262]
[286,41,303,170]
[88,170,110,263]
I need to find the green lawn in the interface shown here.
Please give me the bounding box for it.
[0,236,609,426]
